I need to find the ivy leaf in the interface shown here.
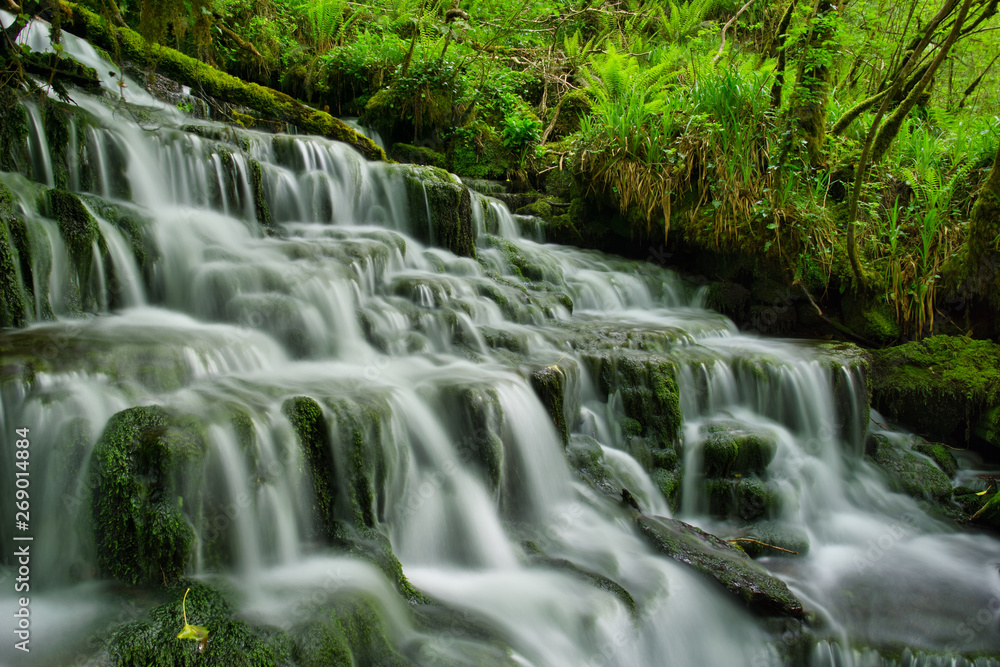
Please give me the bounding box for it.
[177,624,210,641]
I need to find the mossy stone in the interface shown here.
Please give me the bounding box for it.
[390,142,446,169]
[282,396,337,541]
[100,580,291,666]
[530,366,568,446]
[865,434,953,502]
[869,335,1000,452]
[0,87,28,173]
[440,384,505,491]
[0,182,29,327]
[700,423,778,477]
[90,406,207,585]
[401,165,476,258]
[636,514,805,618]
[290,594,408,667]
[912,442,959,478]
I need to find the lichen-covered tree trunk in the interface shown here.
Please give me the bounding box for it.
[787,0,841,166]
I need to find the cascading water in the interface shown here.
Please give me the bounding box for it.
[1,16,999,667]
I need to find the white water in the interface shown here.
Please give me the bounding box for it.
[0,17,999,667]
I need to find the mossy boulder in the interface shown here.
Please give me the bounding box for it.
[440,384,505,491]
[0,182,29,327]
[401,165,476,258]
[324,396,391,529]
[90,406,207,585]
[529,365,568,446]
[868,335,1000,456]
[100,580,291,666]
[44,188,102,309]
[699,422,778,477]
[282,396,337,540]
[705,475,780,521]
[290,593,409,667]
[912,442,959,478]
[842,294,901,345]
[865,434,953,502]
[636,514,805,618]
[390,142,446,169]
[585,350,682,449]
[330,522,423,603]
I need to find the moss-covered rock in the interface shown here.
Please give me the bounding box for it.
[90,406,207,585]
[842,294,901,345]
[912,442,959,478]
[705,475,780,521]
[290,593,409,667]
[401,165,476,258]
[100,580,291,666]
[62,4,385,161]
[865,434,953,502]
[282,396,337,540]
[43,187,104,310]
[248,158,273,229]
[390,142,446,169]
[440,384,505,491]
[330,522,424,603]
[699,422,778,477]
[529,365,568,446]
[585,350,682,449]
[324,396,391,529]
[636,514,805,618]
[0,182,29,327]
[868,336,1000,455]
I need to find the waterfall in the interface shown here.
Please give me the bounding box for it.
[0,15,999,667]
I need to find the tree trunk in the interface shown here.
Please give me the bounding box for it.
[786,0,841,166]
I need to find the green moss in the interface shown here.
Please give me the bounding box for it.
[484,234,546,282]
[90,406,207,585]
[291,593,408,667]
[390,142,446,168]
[843,294,901,345]
[447,125,514,180]
[63,4,385,161]
[869,335,1000,447]
[248,158,273,229]
[587,351,682,450]
[530,366,568,446]
[43,188,101,308]
[101,580,291,666]
[282,396,337,541]
[651,469,681,511]
[0,88,28,173]
[330,522,424,603]
[700,423,778,477]
[705,475,778,521]
[865,434,953,502]
[912,442,959,478]
[401,165,476,258]
[441,385,505,491]
[41,100,74,189]
[0,182,29,327]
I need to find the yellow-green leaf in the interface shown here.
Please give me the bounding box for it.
[177,624,210,641]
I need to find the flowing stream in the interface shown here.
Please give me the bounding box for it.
[1,17,999,667]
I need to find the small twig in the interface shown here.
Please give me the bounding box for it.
[728,538,798,555]
[713,0,757,63]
